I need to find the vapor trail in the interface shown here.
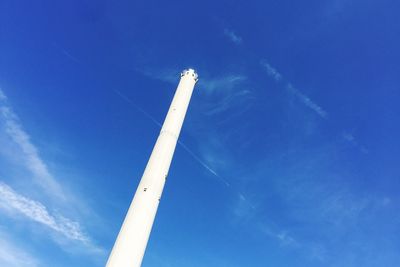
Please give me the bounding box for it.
[113,89,229,186]
[114,89,162,128]
[177,140,230,187]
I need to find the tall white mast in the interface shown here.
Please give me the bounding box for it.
[106,69,199,267]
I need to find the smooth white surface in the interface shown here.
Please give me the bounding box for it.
[106,69,198,267]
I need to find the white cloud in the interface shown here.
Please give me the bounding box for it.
[259,223,299,247]
[341,131,369,154]
[203,89,253,116]
[224,28,243,45]
[276,231,297,246]
[0,240,39,267]
[342,132,355,142]
[318,190,369,226]
[0,101,65,199]
[136,66,247,97]
[137,68,254,123]
[123,68,251,191]
[0,182,89,243]
[0,89,106,262]
[382,197,391,206]
[199,75,247,95]
[230,191,298,248]
[137,68,180,84]
[0,89,7,100]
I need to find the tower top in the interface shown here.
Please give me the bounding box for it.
[181,68,198,82]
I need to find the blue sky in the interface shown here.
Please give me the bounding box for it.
[1,0,399,266]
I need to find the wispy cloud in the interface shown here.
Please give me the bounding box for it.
[197,74,254,123]
[137,67,254,123]
[203,89,254,117]
[276,169,370,227]
[224,28,243,45]
[0,89,7,100]
[0,182,89,243]
[342,131,369,154]
[199,75,247,95]
[0,89,103,260]
[0,90,65,199]
[0,238,39,267]
[229,191,302,254]
[318,190,370,226]
[127,68,253,197]
[136,66,248,100]
[260,60,328,119]
[260,224,298,247]
[230,189,298,248]
[136,68,180,85]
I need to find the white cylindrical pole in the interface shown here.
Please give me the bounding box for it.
[106,69,198,267]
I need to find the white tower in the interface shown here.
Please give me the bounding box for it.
[106,69,199,267]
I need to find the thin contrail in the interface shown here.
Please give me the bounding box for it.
[114,89,162,128]
[113,89,230,186]
[61,49,82,64]
[177,140,230,187]
[52,42,82,64]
